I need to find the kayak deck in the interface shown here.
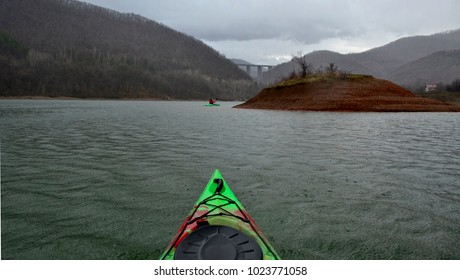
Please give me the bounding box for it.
[160,169,280,260]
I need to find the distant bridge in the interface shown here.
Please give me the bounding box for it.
[235,63,274,80]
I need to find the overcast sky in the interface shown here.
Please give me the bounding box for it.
[84,0,460,65]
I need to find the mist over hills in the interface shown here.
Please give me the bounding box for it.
[262,30,460,88]
[0,0,257,100]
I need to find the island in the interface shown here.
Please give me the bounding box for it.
[234,74,460,112]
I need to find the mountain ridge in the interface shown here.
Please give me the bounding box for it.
[388,49,460,86]
[262,29,460,87]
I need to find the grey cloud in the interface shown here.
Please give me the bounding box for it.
[84,0,460,64]
[86,0,460,43]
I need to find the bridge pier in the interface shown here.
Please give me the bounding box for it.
[236,63,274,81]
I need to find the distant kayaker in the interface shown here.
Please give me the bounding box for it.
[209,98,215,104]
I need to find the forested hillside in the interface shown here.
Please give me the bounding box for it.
[0,0,258,100]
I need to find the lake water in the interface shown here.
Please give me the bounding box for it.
[1,100,459,259]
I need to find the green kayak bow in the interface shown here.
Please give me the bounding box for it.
[160,169,280,260]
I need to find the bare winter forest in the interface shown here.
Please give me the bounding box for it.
[0,0,258,99]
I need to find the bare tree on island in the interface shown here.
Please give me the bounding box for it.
[277,52,353,84]
[292,51,313,78]
[325,63,338,75]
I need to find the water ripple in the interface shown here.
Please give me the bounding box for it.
[1,100,459,259]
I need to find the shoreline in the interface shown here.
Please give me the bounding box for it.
[235,75,460,113]
[0,96,165,101]
[0,96,244,102]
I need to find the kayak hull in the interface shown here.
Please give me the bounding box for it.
[204,103,220,106]
[159,169,280,260]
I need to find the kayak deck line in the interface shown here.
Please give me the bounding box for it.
[159,169,281,260]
